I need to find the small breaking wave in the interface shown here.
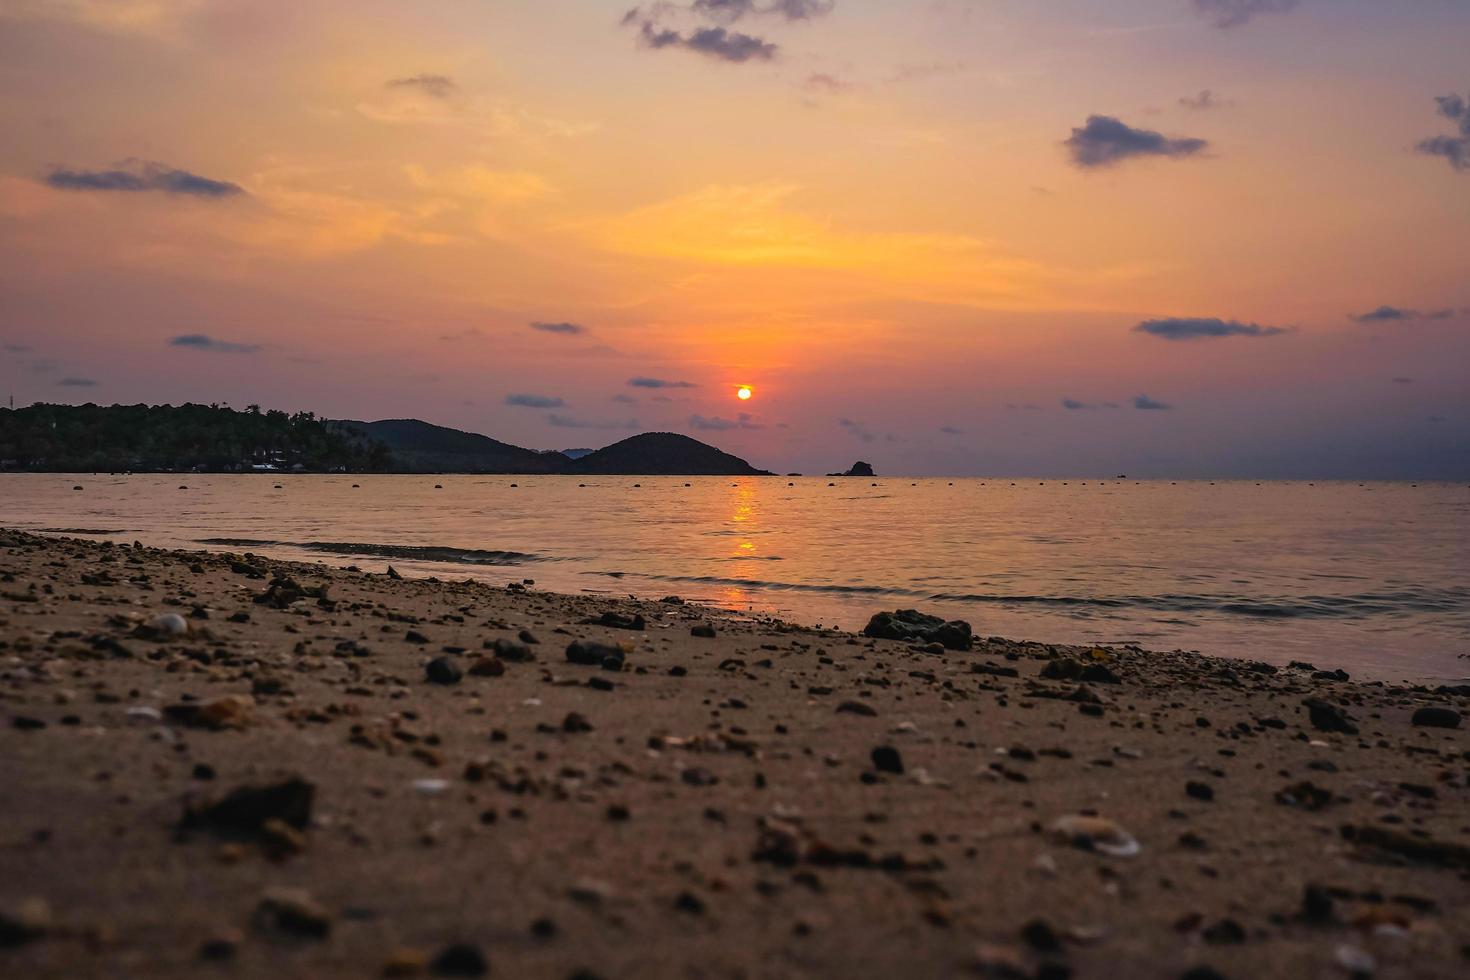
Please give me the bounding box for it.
[197,538,543,566]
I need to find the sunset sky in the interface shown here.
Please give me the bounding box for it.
[2,0,1467,477]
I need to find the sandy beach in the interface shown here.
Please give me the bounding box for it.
[2,527,1467,979]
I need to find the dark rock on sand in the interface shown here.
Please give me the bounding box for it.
[182,777,315,836]
[1302,698,1357,734]
[567,640,625,667]
[862,609,972,651]
[430,943,489,976]
[871,745,904,774]
[1411,706,1461,729]
[425,656,463,685]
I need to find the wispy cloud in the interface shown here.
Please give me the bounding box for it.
[1062,398,1094,410]
[1179,89,1230,111]
[1064,116,1208,169]
[689,412,763,431]
[506,393,565,408]
[629,376,697,389]
[1192,0,1300,30]
[547,413,640,429]
[387,74,457,99]
[168,334,262,353]
[1348,305,1457,323]
[1135,317,1290,340]
[1417,92,1469,173]
[530,321,586,336]
[839,417,876,442]
[44,160,243,198]
[57,376,99,387]
[939,425,963,435]
[1133,394,1173,410]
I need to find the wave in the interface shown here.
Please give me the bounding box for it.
[196,538,542,566]
[585,570,1469,621]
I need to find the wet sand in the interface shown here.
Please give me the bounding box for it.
[1,528,1467,979]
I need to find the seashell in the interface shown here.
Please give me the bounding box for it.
[1049,815,1141,858]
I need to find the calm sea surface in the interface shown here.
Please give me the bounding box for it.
[3,475,1467,681]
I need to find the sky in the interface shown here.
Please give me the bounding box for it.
[1,0,1468,478]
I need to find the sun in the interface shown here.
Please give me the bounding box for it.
[736,385,753,401]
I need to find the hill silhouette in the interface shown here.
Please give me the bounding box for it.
[335,419,562,474]
[568,432,773,476]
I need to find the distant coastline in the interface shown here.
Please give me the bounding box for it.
[0,403,774,476]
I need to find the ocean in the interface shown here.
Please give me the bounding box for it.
[3,474,1466,681]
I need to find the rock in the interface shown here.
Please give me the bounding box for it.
[1275,781,1335,810]
[1020,919,1061,953]
[1300,885,1335,923]
[182,777,315,837]
[254,576,326,610]
[1049,815,1140,858]
[425,656,463,685]
[1303,698,1358,735]
[562,711,593,733]
[829,461,875,478]
[0,897,50,947]
[467,657,505,678]
[491,637,535,662]
[836,700,878,717]
[566,639,624,668]
[1411,706,1461,729]
[254,887,331,939]
[871,745,904,775]
[1040,659,1081,681]
[1079,664,1121,684]
[1185,781,1214,802]
[862,609,972,651]
[691,624,717,638]
[1201,919,1245,944]
[594,611,646,630]
[382,947,429,977]
[387,565,403,580]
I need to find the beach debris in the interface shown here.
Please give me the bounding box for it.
[862,609,972,650]
[254,575,327,609]
[589,611,646,631]
[164,695,254,731]
[1048,815,1141,857]
[1340,825,1470,870]
[1410,706,1461,728]
[425,656,463,685]
[691,623,717,638]
[134,612,189,640]
[1303,698,1358,734]
[253,887,331,939]
[1275,781,1336,810]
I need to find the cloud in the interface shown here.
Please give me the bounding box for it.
[804,72,853,95]
[1005,403,1041,411]
[506,393,565,409]
[1064,116,1208,169]
[1179,89,1229,111]
[687,0,835,23]
[1061,398,1094,411]
[1416,92,1469,173]
[387,74,456,99]
[636,22,777,62]
[1134,317,1290,340]
[839,418,876,443]
[44,160,243,198]
[629,376,697,389]
[610,393,639,404]
[939,425,963,435]
[168,334,262,353]
[1193,0,1300,30]
[2,343,32,353]
[690,412,763,431]
[57,377,99,387]
[1348,305,1456,323]
[766,0,835,20]
[547,413,640,430]
[530,321,586,336]
[1133,394,1172,410]
[1392,377,1414,384]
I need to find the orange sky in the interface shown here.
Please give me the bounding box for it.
[1,0,1467,476]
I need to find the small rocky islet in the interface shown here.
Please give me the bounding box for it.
[1,528,1467,979]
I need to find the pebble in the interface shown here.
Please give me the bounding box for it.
[1049,815,1141,858]
[253,887,332,939]
[1410,706,1460,728]
[430,943,488,977]
[870,745,904,774]
[425,656,463,685]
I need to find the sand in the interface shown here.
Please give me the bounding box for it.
[1,528,1467,979]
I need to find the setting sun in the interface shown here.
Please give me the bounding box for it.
[736,385,753,401]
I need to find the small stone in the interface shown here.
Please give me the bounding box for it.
[467,657,505,677]
[382,947,428,977]
[254,887,331,939]
[870,745,904,775]
[836,700,877,717]
[0,897,50,947]
[429,942,488,976]
[1049,815,1140,858]
[1020,918,1062,953]
[1185,781,1214,802]
[691,624,717,638]
[1303,698,1357,735]
[425,656,463,685]
[566,640,624,667]
[562,712,593,734]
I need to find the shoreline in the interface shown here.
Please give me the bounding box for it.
[2,529,1468,978]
